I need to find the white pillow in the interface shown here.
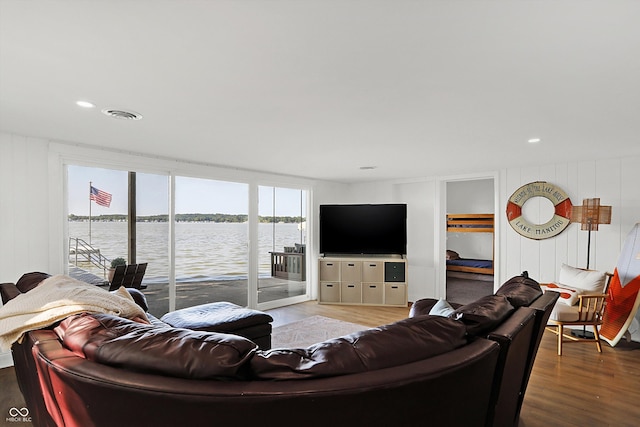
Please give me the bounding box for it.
[429,299,456,317]
[558,264,606,293]
[542,283,582,306]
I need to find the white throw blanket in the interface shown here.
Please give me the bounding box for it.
[0,274,148,350]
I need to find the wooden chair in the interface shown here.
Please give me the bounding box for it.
[108,263,148,291]
[546,272,612,355]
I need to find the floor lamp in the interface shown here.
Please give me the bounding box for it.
[570,198,611,339]
[570,198,612,270]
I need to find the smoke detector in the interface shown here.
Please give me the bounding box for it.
[101,108,143,120]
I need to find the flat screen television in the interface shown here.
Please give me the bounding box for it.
[319,204,407,255]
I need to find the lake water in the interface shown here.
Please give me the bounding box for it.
[68,221,306,283]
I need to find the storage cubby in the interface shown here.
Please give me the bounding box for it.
[318,257,407,307]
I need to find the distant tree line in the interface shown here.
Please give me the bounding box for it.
[68,213,305,223]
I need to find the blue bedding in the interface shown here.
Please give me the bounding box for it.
[447,259,493,269]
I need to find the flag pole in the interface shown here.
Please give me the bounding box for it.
[89,181,92,245]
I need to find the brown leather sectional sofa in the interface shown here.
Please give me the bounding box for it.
[1,272,558,427]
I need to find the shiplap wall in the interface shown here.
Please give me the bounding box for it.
[499,158,639,284]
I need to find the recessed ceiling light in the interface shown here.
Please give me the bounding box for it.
[359,166,377,170]
[76,100,95,108]
[528,138,541,144]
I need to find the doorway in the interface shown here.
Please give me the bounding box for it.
[445,178,496,304]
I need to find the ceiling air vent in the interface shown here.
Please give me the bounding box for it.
[102,108,143,120]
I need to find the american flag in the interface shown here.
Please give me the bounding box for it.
[90,186,112,207]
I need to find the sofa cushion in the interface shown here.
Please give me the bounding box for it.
[452,294,515,336]
[55,313,258,379]
[495,273,543,307]
[15,272,51,293]
[250,315,467,380]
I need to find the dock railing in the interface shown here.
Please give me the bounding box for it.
[69,237,110,278]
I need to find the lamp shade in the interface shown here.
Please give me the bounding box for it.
[570,198,612,231]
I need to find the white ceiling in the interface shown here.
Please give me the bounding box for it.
[1,0,639,183]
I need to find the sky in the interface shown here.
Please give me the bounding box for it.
[68,165,306,217]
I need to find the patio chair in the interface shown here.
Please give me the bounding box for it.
[108,263,148,291]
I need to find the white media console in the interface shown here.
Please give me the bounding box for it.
[318,256,407,307]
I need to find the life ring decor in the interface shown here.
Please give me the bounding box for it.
[506,181,573,240]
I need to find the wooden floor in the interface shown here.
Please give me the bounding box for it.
[271,301,640,427]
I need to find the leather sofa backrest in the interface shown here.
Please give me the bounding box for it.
[250,315,467,379]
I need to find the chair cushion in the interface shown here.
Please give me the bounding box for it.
[548,302,580,322]
[55,313,258,379]
[558,264,607,293]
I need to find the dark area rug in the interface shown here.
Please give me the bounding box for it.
[446,273,494,305]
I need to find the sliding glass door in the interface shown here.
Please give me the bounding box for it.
[257,186,308,305]
[67,165,171,317]
[67,164,309,314]
[174,177,249,309]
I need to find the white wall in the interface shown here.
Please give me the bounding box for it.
[2,131,639,368]
[0,134,53,280]
[393,181,437,302]
[0,134,53,366]
[447,179,494,213]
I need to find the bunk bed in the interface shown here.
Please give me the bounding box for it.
[446,213,494,275]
